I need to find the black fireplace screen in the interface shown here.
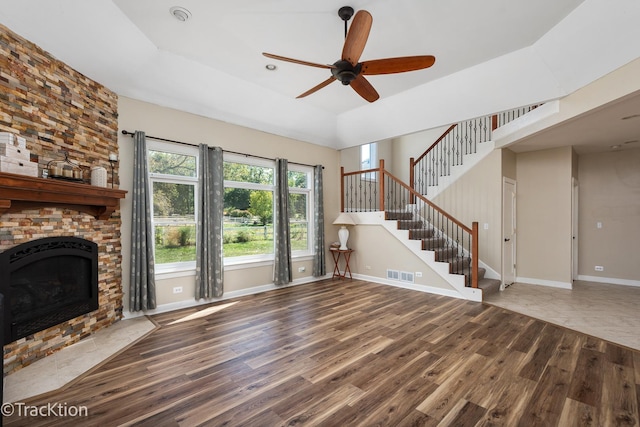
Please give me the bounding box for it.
[0,236,99,345]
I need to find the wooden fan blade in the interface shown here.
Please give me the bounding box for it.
[361,55,436,75]
[350,75,379,103]
[341,10,373,66]
[262,52,335,70]
[296,77,336,99]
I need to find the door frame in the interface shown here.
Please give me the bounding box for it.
[572,178,579,281]
[502,177,517,289]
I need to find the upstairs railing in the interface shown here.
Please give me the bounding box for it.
[341,160,479,288]
[410,104,540,196]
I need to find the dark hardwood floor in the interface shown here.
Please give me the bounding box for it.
[5,279,639,426]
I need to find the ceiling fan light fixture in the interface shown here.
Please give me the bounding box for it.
[331,60,361,84]
[170,6,191,22]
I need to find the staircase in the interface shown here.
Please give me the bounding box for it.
[386,209,501,298]
[341,105,541,301]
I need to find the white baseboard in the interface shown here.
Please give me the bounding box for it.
[124,274,331,319]
[576,275,640,288]
[351,273,469,300]
[516,277,572,289]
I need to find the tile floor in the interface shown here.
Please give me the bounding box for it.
[484,280,640,351]
[3,279,638,403]
[3,316,156,403]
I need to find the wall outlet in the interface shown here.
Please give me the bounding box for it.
[595,266,604,272]
[173,286,183,294]
[298,266,306,272]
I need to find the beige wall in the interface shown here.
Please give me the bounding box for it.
[340,139,393,172]
[433,149,504,274]
[577,148,640,281]
[502,148,517,180]
[391,126,451,182]
[117,96,341,313]
[347,225,453,290]
[516,146,574,285]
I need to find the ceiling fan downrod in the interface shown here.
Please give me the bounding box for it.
[338,6,354,38]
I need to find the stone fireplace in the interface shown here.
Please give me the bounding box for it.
[0,23,124,375]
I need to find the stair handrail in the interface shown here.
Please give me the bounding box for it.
[341,159,479,288]
[410,104,541,197]
[409,124,457,203]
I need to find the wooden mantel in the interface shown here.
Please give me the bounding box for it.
[0,172,127,220]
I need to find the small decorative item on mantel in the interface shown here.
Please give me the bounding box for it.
[47,151,87,183]
[0,132,38,177]
[90,166,107,187]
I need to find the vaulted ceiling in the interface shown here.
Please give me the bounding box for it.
[0,0,639,151]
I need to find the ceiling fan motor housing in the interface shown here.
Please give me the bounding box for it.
[332,60,362,85]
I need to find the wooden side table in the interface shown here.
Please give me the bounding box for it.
[330,247,354,279]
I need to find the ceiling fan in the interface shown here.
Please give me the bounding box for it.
[262,6,435,103]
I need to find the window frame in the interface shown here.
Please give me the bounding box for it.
[222,154,315,265]
[287,163,314,258]
[146,146,317,276]
[147,140,199,275]
[360,142,378,182]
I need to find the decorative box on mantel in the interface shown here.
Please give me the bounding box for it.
[0,172,127,220]
[0,142,38,177]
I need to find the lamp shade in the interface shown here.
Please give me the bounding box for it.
[332,212,355,225]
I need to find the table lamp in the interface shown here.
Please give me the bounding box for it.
[333,212,355,250]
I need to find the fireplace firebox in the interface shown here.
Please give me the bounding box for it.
[0,236,99,345]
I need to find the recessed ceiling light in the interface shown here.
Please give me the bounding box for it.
[621,114,640,120]
[611,144,622,150]
[170,6,191,22]
[265,64,277,71]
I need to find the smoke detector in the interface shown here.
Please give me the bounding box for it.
[170,6,192,22]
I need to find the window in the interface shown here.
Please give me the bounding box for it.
[147,146,316,272]
[223,154,314,263]
[361,142,378,181]
[288,167,313,254]
[361,143,377,170]
[223,156,275,261]
[147,141,198,272]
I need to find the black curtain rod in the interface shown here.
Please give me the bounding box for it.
[121,130,323,169]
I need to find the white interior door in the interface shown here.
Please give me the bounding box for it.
[502,178,517,288]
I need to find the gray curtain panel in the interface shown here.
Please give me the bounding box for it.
[130,131,157,311]
[273,158,292,285]
[195,144,224,299]
[312,165,326,276]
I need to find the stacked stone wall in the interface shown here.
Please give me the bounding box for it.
[0,24,122,375]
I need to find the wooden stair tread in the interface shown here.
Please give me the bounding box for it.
[388,210,496,300]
